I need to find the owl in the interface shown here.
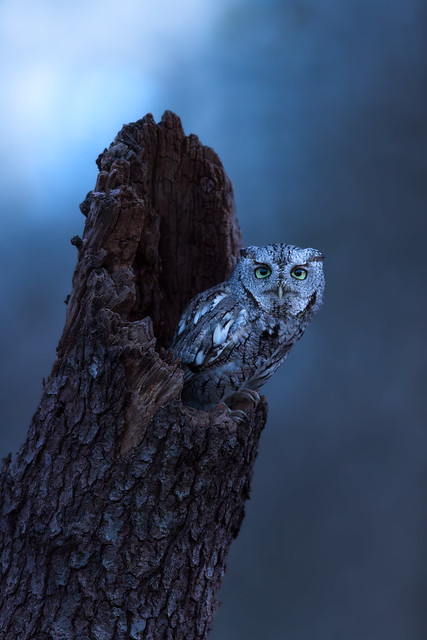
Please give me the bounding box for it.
[170,244,325,419]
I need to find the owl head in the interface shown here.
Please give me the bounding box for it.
[229,243,325,316]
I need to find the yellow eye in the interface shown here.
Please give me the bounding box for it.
[255,266,271,279]
[291,267,307,280]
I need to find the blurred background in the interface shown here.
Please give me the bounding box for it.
[1,0,426,638]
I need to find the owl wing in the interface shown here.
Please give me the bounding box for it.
[171,285,249,384]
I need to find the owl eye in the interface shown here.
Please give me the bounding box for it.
[291,267,307,280]
[255,266,271,279]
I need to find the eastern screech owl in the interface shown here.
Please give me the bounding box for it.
[170,244,325,414]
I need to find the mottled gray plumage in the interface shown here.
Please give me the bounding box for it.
[171,244,325,411]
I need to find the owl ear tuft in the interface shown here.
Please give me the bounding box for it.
[239,246,257,259]
[308,251,325,263]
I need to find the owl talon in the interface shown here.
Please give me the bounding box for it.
[228,409,249,424]
[219,402,249,424]
[233,388,260,406]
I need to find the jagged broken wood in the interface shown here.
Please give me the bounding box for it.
[0,111,267,640]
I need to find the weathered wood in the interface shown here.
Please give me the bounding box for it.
[0,111,267,639]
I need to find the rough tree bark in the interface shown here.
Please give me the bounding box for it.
[0,111,267,640]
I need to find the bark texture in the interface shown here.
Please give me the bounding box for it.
[0,111,267,640]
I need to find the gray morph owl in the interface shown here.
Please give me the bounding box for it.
[170,244,325,414]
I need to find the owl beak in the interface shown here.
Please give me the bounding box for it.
[277,284,284,299]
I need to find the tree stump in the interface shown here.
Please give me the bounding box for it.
[0,111,267,639]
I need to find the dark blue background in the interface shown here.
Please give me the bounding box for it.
[1,1,426,638]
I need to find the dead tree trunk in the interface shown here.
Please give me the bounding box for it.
[0,111,267,640]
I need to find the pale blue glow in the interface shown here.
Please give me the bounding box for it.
[0,0,229,218]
